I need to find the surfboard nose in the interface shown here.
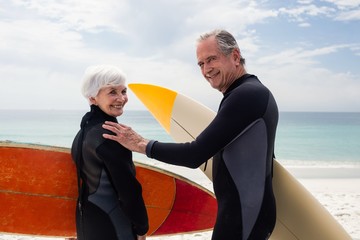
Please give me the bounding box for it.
[129,83,177,133]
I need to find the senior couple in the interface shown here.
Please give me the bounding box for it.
[71,29,278,240]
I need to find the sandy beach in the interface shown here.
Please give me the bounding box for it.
[149,165,360,240]
[0,165,359,240]
[288,166,360,240]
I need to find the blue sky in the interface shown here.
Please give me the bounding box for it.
[0,0,359,112]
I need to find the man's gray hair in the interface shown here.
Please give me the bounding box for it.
[198,29,245,65]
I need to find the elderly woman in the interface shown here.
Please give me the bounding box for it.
[71,65,148,240]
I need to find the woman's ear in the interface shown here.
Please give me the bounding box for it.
[89,97,97,105]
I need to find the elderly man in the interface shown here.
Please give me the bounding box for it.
[103,29,278,240]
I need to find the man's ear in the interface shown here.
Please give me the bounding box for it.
[232,48,241,65]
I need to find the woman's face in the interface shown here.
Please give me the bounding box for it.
[90,85,128,117]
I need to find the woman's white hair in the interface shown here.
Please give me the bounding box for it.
[81,65,126,100]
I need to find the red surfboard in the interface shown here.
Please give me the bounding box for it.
[0,141,217,237]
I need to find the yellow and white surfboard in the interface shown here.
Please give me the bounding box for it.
[129,83,352,240]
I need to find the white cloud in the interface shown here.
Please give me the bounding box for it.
[0,19,84,60]
[324,0,360,20]
[0,0,359,112]
[323,0,360,9]
[279,4,335,26]
[335,8,360,20]
[186,0,277,33]
[251,44,360,111]
[11,0,129,32]
[258,44,354,65]
[279,0,360,23]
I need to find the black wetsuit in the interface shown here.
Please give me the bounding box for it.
[71,105,148,240]
[146,74,278,240]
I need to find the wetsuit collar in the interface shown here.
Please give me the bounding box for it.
[80,105,118,129]
[223,74,254,95]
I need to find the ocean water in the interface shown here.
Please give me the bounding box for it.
[1,110,360,240]
[0,110,359,168]
[275,112,360,167]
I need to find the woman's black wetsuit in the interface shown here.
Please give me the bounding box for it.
[71,105,148,240]
[146,74,278,240]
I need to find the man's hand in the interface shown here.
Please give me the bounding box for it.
[102,121,149,154]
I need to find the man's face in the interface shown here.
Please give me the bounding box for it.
[196,36,240,93]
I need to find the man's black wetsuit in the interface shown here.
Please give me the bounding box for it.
[146,74,278,240]
[72,105,148,240]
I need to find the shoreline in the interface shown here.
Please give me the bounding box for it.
[287,166,360,179]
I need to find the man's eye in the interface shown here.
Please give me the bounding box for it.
[208,56,216,63]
